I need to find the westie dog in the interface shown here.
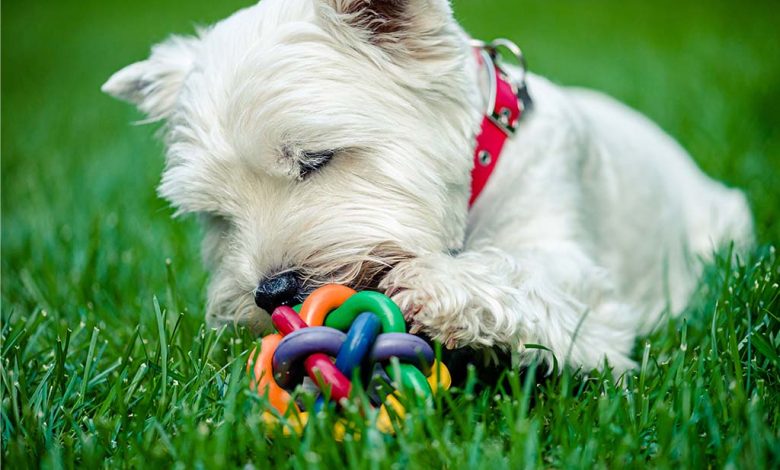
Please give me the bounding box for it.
[103,0,753,372]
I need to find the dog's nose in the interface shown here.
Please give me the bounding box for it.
[254,272,301,312]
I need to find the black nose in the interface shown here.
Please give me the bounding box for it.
[254,272,301,312]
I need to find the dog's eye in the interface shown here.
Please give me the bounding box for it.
[298,150,335,179]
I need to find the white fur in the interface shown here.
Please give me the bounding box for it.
[104,0,753,372]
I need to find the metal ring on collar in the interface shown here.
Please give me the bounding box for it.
[488,37,528,85]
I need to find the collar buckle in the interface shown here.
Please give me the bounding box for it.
[471,38,530,137]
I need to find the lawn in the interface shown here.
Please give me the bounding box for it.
[2,0,779,468]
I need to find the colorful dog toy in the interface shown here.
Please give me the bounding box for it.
[247,284,451,435]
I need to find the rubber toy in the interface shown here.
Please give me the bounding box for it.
[247,284,451,436]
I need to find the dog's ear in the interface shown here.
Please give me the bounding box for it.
[102,35,199,120]
[322,0,453,48]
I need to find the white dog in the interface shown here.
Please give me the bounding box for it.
[103,0,753,372]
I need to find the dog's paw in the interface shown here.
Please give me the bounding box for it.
[379,257,431,322]
[391,284,468,349]
[380,255,508,349]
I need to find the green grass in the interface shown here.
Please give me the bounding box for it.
[2,0,779,467]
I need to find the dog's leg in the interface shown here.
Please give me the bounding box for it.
[381,243,639,372]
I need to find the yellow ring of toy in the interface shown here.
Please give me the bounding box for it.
[260,359,451,438]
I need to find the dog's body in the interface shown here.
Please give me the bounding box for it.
[104,0,753,372]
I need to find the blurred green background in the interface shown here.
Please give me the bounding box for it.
[3,0,779,349]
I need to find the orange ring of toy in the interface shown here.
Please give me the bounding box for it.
[249,333,295,414]
[298,284,356,326]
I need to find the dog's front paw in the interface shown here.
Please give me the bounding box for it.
[380,255,501,349]
[379,257,431,322]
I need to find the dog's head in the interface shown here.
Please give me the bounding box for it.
[103,0,481,333]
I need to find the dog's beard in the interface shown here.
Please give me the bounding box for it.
[297,241,414,293]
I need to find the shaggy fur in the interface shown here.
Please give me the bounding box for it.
[103,0,753,372]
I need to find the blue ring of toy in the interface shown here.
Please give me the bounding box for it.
[334,312,382,377]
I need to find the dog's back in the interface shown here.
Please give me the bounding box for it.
[567,86,753,330]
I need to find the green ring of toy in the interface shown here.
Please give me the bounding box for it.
[324,291,432,399]
[324,291,406,332]
[394,364,432,398]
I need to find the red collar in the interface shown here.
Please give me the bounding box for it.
[469,40,531,207]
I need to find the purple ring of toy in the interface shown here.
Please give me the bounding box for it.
[370,333,434,376]
[272,327,346,389]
